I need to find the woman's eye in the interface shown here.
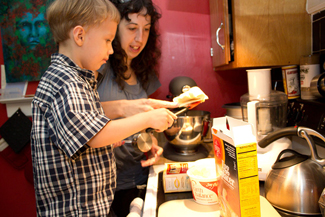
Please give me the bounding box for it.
[128,28,136,31]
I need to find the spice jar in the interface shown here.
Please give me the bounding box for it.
[300,55,320,100]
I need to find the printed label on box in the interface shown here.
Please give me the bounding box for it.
[212,116,260,217]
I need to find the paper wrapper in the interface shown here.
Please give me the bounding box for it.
[173,86,208,107]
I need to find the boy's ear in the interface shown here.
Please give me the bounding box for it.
[73,26,85,46]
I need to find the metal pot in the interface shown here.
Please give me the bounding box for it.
[310,72,325,98]
[132,132,152,152]
[163,110,210,155]
[258,126,325,215]
[222,102,242,119]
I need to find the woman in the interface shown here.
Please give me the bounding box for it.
[97,0,166,216]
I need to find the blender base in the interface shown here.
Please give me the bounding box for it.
[162,142,209,162]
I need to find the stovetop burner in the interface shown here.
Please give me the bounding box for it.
[162,142,209,161]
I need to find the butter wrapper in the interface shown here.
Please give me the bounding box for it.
[163,162,193,193]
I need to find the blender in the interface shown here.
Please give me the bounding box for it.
[240,68,291,180]
[162,76,211,161]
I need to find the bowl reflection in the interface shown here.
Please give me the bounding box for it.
[164,110,210,154]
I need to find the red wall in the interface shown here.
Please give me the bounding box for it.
[0,0,248,126]
[151,0,248,118]
[0,1,249,216]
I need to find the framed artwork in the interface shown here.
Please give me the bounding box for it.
[0,0,57,83]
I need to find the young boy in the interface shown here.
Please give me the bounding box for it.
[31,0,176,216]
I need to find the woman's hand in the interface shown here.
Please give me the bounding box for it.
[146,98,179,109]
[122,99,178,118]
[101,99,178,119]
[141,135,163,167]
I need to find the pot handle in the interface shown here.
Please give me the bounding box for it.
[202,120,211,137]
[276,149,301,161]
[298,128,325,167]
[258,126,297,148]
[258,126,325,167]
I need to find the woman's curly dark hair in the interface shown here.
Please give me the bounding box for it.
[108,0,162,90]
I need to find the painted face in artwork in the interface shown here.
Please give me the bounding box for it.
[15,12,49,50]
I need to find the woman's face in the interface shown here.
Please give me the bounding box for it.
[118,9,151,63]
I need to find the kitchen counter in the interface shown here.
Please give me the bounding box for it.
[143,164,280,217]
[143,132,215,217]
[144,133,323,217]
[143,164,164,217]
[144,133,267,217]
[143,164,323,217]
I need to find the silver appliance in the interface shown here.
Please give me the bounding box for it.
[163,76,211,161]
[240,68,292,180]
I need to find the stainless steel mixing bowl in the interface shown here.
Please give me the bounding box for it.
[163,110,210,154]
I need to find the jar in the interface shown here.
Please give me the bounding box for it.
[300,55,320,100]
[282,65,300,99]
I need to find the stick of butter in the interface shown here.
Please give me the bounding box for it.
[163,162,193,193]
[173,86,208,106]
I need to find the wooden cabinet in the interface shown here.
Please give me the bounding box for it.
[209,0,312,71]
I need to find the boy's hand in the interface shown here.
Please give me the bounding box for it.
[141,135,163,167]
[148,108,177,132]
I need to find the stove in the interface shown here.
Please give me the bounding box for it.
[162,142,209,162]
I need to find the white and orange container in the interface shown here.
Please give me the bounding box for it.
[212,116,260,217]
[282,65,300,99]
[187,164,221,205]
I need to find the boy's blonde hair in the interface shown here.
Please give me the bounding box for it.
[47,0,120,43]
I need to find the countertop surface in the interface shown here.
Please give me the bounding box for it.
[142,133,215,217]
[143,133,271,217]
[143,164,282,217]
[157,197,281,217]
[145,133,323,217]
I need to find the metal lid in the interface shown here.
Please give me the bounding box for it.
[169,76,197,97]
[135,132,152,152]
[271,149,308,169]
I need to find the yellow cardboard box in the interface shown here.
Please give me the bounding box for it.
[212,116,260,217]
[163,162,193,193]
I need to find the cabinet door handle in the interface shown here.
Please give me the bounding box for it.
[216,22,225,50]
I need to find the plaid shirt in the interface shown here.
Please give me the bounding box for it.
[31,53,116,216]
